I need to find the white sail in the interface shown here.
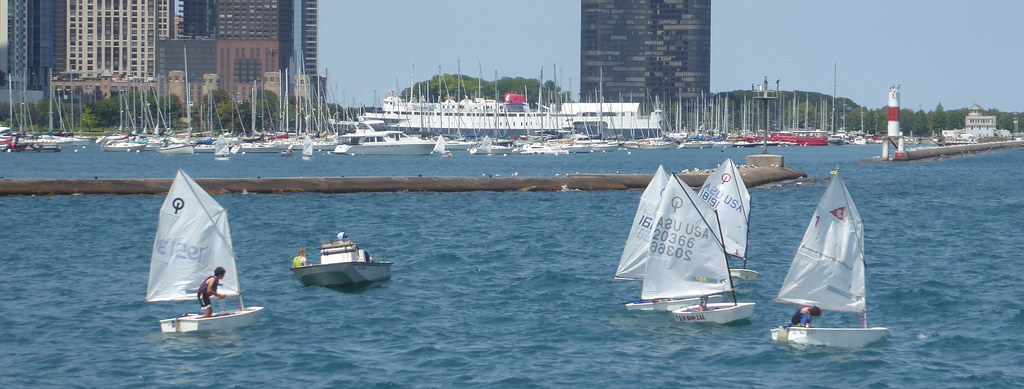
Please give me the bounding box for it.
[214,134,229,158]
[615,165,671,281]
[302,136,313,158]
[697,158,750,258]
[477,136,493,154]
[775,174,865,312]
[640,175,730,300]
[146,170,240,302]
[433,135,447,154]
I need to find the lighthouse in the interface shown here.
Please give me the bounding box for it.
[882,86,906,160]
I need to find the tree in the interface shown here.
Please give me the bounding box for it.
[80,107,98,131]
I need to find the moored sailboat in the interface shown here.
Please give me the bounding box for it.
[770,171,886,346]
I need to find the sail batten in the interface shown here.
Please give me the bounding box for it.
[776,174,866,312]
[146,170,241,303]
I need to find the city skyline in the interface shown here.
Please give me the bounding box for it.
[319,0,1024,112]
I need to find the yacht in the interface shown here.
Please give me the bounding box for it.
[333,120,434,156]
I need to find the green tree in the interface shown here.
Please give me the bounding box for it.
[80,107,98,131]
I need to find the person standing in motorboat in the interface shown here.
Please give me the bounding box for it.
[292,248,307,268]
[790,306,822,327]
[197,267,227,318]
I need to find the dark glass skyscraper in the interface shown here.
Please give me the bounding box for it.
[580,0,710,107]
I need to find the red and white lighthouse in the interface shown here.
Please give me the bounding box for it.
[883,86,906,159]
[887,86,901,137]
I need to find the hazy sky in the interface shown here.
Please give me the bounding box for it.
[320,1,1024,112]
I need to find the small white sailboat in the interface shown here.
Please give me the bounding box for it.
[629,169,755,322]
[619,166,700,311]
[146,170,263,333]
[433,134,447,155]
[214,134,230,161]
[698,158,757,280]
[770,171,886,347]
[302,136,314,160]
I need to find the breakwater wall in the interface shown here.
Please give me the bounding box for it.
[884,141,1024,161]
[0,167,806,196]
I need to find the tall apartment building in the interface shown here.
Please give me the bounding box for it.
[580,0,711,107]
[4,0,53,91]
[65,0,174,80]
[298,0,317,76]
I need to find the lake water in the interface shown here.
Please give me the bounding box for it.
[1,144,1022,387]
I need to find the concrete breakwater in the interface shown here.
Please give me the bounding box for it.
[0,167,806,196]
[880,140,1023,161]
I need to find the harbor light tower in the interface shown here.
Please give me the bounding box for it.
[882,86,906,160]
[746,77,785,168]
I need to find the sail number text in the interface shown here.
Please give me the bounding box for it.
[154,238,207,262]
[648,217,710,261]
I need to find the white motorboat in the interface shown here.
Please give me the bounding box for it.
[770,171,886,347]
[291,233,392,288]
[101,140,147,152]
[146,170,263,333]
[333,120,433,156]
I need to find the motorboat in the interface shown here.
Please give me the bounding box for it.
[291,233,392,288]
[333,120,433,156]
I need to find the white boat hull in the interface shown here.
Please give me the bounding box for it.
[333,143,434,156]
[671,302,755,324]
[770,326,887,347]
[159,306,263,333]
[157,144,195,155]
[291,262,392,288]
[624,295,721,311]
[730,268,759,281]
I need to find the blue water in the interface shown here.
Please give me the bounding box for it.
[1,145,1022,388]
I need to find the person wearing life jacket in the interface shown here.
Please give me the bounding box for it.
[292,248,307,268]
[197,267,227,318]
[790,305,822,327]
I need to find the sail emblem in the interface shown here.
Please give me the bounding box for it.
[830,206,846,221]
[720,172,732,184]
[670,196,685,210]
[172,198,185,214]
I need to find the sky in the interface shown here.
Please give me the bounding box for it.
[320,1,1024,112]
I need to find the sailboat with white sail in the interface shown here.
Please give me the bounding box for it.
[770,171,886,346]
[302,136,314,160]
[214,134,230,161]
[641,174,754,324]
[433,134,447,155]
[698,158,757,280]
[618,166,698,311]
[145,170,263,332]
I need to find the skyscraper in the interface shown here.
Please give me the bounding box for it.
[298,0,317,76]
[5,0,54,91]
[580,0,711,107]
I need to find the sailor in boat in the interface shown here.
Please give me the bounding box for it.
[292,248,308,268]
[789,306,822,327]
[197,267,228,318]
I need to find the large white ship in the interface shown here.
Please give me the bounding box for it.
[361,91,665,139]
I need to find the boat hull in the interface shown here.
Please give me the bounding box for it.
[157,144,195,155]
[625,295,721,311]
[291,262,392,288]
[671,302,755,324]
[770,326,887,347]
[333,143,433,156]
[729,268,759,281]
[159,306,263,333]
